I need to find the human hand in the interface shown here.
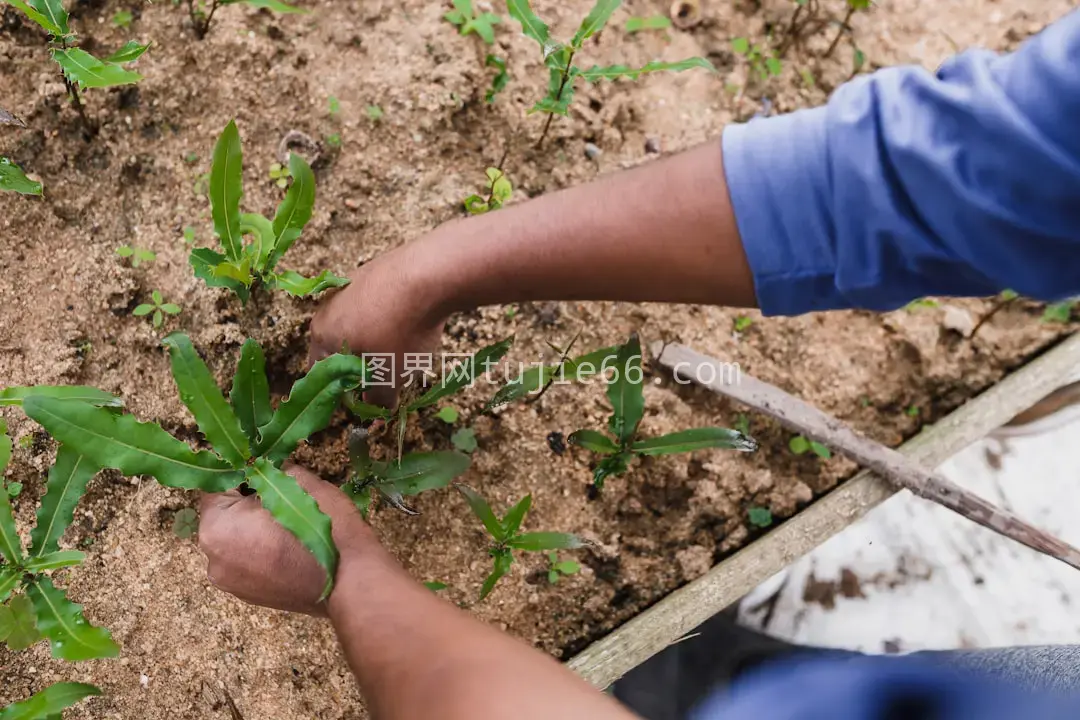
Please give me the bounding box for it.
[199,464,376,616]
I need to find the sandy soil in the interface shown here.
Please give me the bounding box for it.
[1,0,1076,716]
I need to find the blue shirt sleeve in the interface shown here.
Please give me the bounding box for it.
[723,10,1080,316]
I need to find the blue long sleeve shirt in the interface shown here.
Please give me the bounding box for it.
[723,9,1080,316]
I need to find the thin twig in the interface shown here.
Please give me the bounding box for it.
[824,6,856,58]
[536,50,575,149]
[525,330,582,405]
[970,295,1018,339]
[777,2,805,56]
[652,341,1080,572]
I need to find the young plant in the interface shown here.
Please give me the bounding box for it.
[3,1,147,135]
[19,334,371,600]
[115,245,156,267]
[568,335,757,488]
[464,167,512,214]
[547,552,580,584]
[443,0,501,44]
[458,485,582,600]
[1042,301,1076,323]
[507,0,714,145]
[112,9,133,28]
[625,15,672,32]
[1,683,102,719]
[189,121,350,302]
[133,290,181,329]
[731,37,782,80]
[268,162,290,189]
[487,335,619,409]
[186,0,307,40]
[747,506,773,528]
[485,54,510,103]
[0,157,42,196]
[789,434,830,459]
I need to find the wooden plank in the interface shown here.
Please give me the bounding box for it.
[568,332,1080,688]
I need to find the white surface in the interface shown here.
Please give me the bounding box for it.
[738,411,1080,655]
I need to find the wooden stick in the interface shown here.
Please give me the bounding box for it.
[651,341,1080,572]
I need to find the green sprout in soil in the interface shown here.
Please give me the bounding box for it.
[1042,301,1076,324]
[424,581,448,592]
[268,162,291,189]
[186,0,307,40]
[458,485,582,600]
[732,37,782,81]
[733,413,751,437]
[1,683,102,719]
[172,508,199,539]
[133,290,181,329]
[568,335,758,489]
[328,96,341,115]
[451,427,478,454]
[443,0,501,44]
[189,121,350,303]
[747,506,773,528]
[905,405,920,418]
[112,9,133,28]
[6,482,23,499]
[0,158,42,196]
[436,406,460,424]
[508,0,715,146]
[625,15,671,32]
[734,316,753,333]
[485,54,510,103]
[547,552,581,584]
[18,335,372,601]
[464,167,512,215]
[903,297,938,312]
[789,434,830,459]
[182,226,197,244]
[115,245,156,267]
[366,105,384,122]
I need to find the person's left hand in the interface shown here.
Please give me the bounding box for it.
[198,464,376,616]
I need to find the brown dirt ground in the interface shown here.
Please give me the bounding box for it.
[1,0,1077,717]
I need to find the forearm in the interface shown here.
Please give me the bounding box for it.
[404,141,755,320]
[327,550,636,720]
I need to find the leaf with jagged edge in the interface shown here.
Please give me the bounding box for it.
[506,0,562,62]
[0,157,42,196]
[210,121,244,261]
[190,247,251,302]
[267,270,350,298]
[577,57,715,82]
[370,451,471,497]
[104,40,151,64]
[244,459,337,600]
[568,429,619,455]
[230,339,272,446]
[254,354,368,465]
[29,446,98,558]
[0,568,19,604]
[163,333,250,468]
[27,576,119,661]
[2,0,69,36]
[52,48,142,89]
[23,397,245,493]
[632,427,758,455]
[571,0,620,48]
[2,595,40,651]
[240,213,275,270]
[0,386,121,409]
[22,551,85,573]
[407,337,513,411]
[0,473,22,566]
[0,682,102,720]
[606,334,645,447]
[267,153,316,271]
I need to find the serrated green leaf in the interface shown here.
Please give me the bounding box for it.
[23,397,244,493]
[631,427,758,456]
[22,550,85,573]
[0,386,121,409]
[593,452,630,489]
[268,270,350,297]
[230,340,272,446]
[606,335,645,446]
[500,494,531,538]
[0,568,18,604]
[0,478,22,566]
[267,153,316,270]
[479,551,512,601]
[572,0,620,48]
[245,459,337,600]
[27,576,119,661]
[0,682,101,720]
[210,121,244,261]
[408,337,513,411]
[3,595,40,651]
[457,485,503,541]
[508,531,583,552]
[222,0,308,13]
[189,247,251,302]
[104,40,151,64]
[374,451,471,497]
[163,333,251,468]
[2,0,65,35]
[29,447,98,558]
[506,0,561,60]
[578,56,715,82]
[568,429,619,455]
[254,354,368,465]
[240,212,275,269]
[0,157,42,196]
[52,48,142,89]
[625,15,671,31]
[344,396,391,421]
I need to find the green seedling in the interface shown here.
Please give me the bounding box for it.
[488,334,618,409]
[732,37,782,80]
[344,428,471,518]
[568,335,757,488]
[733,413,751,437]
[904,297,938,312]
[905,405,920,418]
[464,167,512,214]
[18,334,372,601]
[328,96,340,115]
[1042,301,1076,323]
[189,121,350,302]
[458,485,582,600]
[112,9,133,27]
[485,54,510,103]
[6,482,22,499]
[443,0,501,44]
[186,0,307,40]
[172,507,199,539]
[4,0,147,135]
[366,104,384,122]
[508,0,714,145]
[0,683,102,719]
[0,400,120,664]
[451,427,478,453]
[115,245,155,267]
[625,15,671,32]
[268,162,291,189]
[748,506,773,528]
[182,226,197,244]
[547,552,580,584]
[734,316,753,332]
[325,133,343,148]
[424,581,448,592]
[133,290,181,329]
[436,406,460,423]
[184,151,199,164]
[0,157,42,196]
[789,435,831,459]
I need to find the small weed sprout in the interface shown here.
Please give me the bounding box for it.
[567,335,757,488]
[464,167,512,214]
[747,506,773,528]
[424,581,448,592]
[508,0,715,145]
[186,0,307,40]
[1042,301,1076,323]
[443,0,501,44]
[268,162,291,189]
[547,552,581,584]
[365,104,384,122]
[133,290,181,329]
[436,406,460,424]
[172,508,199,539]
[0,157,42,196]
[115,245,156,267]
[731,37,782,81]
[734,316,753,333]
[457,485,582,600]
[451,427,478,453]
[625,15,671,33]
[485,54,510,103]
[789,435,830,459]
[112,9,134,28]
[189,121,350,302]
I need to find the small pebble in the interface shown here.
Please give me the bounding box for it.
[584,142,602,160]
[645,137,661,154]
[344,199,360,210]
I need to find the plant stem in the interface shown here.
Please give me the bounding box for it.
[824,6,856,58]
[777,2,805,56]
[535,50,575,149]
[970,295,1019,339]
[202,0,221,37]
